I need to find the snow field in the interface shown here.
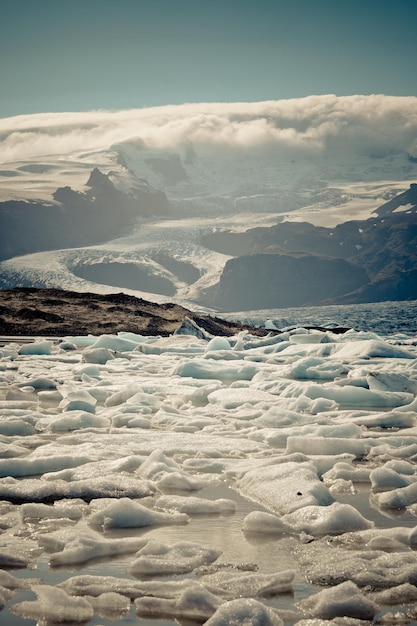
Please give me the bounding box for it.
[0,323,417,624]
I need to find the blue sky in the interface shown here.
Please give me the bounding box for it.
[1,0,416,118]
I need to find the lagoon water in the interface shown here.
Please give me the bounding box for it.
[1,300,417,625]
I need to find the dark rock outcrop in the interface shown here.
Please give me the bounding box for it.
[203,184,417,309]
[0,288,272,337]
[0,169,168,262]
[210,253,369,311]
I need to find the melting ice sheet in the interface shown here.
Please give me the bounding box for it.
[1,323,417,625]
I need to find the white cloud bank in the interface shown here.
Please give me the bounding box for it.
[0,95,417,163]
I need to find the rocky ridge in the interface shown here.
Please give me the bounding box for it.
[0,288,274,337]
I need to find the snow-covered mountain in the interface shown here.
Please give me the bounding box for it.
[0,96,416,310]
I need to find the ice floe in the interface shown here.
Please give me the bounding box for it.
[0,321,417,624]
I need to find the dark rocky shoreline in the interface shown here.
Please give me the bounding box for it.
[0,288,272,338]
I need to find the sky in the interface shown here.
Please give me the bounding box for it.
[1,0,417,119]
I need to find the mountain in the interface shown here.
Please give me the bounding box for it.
[202,185,417,309]
[209,253,369,310]
[0,98,416,310]
[0,168,168,262]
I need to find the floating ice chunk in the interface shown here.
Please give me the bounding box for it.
[11,585,94,623]
[0,587,15,609]
[83,347,114,364]
[369,583,417,605]
[262,423,362,450]
[105,382,144,406]
[206,337,231,352]
[84,591,130,618]
[235,462,333,515]
[296,542,417,588]
[243,511,287,535]
[327,478,356,495]
[368,442,417,460]
[118,331,148,343]
[57,340,77,351]
[22,502,84,522]
[306,454,356,478]
[156,471,208,491]
[244,503,371,537]
[91,334,140,352]
[126,391,160,410]
[112,414,152,428]
[138,448,182,481]
[39,529,147,566]
[285,437,369,458]
[201,569,295,598]
[128,539,221,576]
[0,346,18,359]
[155,495,236,515]
[0,418,36,436]
[43,456,145,482]
[385,459,417,475]
[284,357,348,381]
[63,335,98,346]
[281,502,373,536]
[184,383,222,407]
[38,389,63,405]
[73,364,102,380]
[48,411,109,432]
[182,458,226,474]
[60,389,97,413]
[175,316,213,340]
[18,376,57,390]
[174,360,256,382]
[0,473,154,502]
[282,381,413,409]
[205,349,242,361]
[334,525,417,550]
[135,585,221,621]
[265,319,279,330]
[89,497,189,529]
[0,442,28,458]
[323,462,371,484]
[0,551,31,569]
[18,340,53,355]
[370,466,416,493]
[0,399,37,411]
[374,481,417,509]
[244,333,288,350]
[0,453,91,478]
[136,449,207,490]
[395,395,417,413]
[352,410,416,430]
[0,569,38,590]
[290,332,329,344]
[208,387,275,409]
[60,574,200,600]
[335,339,414,359]
[367,371,417,394]
[297,580,378,620]
[205,598,284,626]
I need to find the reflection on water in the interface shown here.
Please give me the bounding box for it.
[4,483,315,626]
[4,481,417,625]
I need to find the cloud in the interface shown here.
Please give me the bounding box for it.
[0,95,417,163]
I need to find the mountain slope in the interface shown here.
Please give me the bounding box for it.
[0,97,416,309]
[204,185,417,309]
[0,168,168,262]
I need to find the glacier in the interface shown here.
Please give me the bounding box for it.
[1,96,417,309]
